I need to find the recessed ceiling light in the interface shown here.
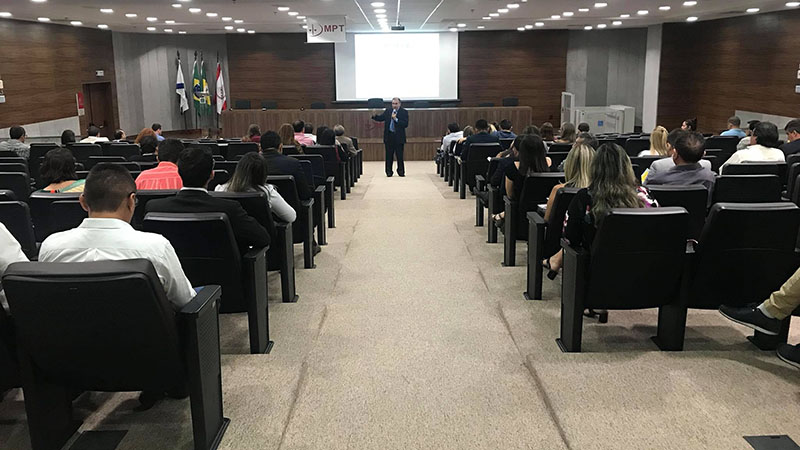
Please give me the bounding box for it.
[178,31,186,34]
[147,26,156,31]
[597,23,607,28]
[482,16,491,19]
[584,25,593,29]
[498,8,509,13]
[297,16,306,19]
[374,8,386,13]
[563,11,574,16]
[376,13,386,18]
[535,22,544,26]
[277,6,290,11]
[477,25,485,29]
[551,14,561,19]
[188,8,201,13]
[247,30,255,34]
[234,19,243,23]
[172,3,182,8]
[164,28,173,32]
[524,24,533,29]
[31,0,47,3]
[371,2,385,7]
[620,13,630,17]
[0,12,12,18]
[449,27,458,32]
[302,25,308,29]
[224,25,233,30]
[612,20,622,25]
[746,7,759,12]
[222,16,232,21]
[70,20,82,25]
[686,15,698,21]
[100,8,113,13]
[659,6,671,10]
[125,13,138,18]
[165,20,175,24]
[637,10,649,15]
[37,17,50,22]
[683,1,697,5]
[237,28,245,32]
[206,12,218,17]
[288,11,298,16]
[594,2,607,7]
[507,3,520,8]
[97,24,109,29]
[787,1,800,6]
[147,17,158,22]
[178,0,190,2]
[489,13,499,17]
[517,27,525,31]
[578,8,590,12]
[457,23,466,27]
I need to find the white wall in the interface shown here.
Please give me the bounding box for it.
[642,25,663,132]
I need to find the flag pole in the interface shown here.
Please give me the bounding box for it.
[216,51,220,137]
[194,50,199,134]
[178,50,187,131]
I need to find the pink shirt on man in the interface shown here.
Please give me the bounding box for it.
[294,132,315,147]
[135,162,183,190]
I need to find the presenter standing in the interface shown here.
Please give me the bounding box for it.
[372,97,409,177]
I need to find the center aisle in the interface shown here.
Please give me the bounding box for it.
[250,161,569,449]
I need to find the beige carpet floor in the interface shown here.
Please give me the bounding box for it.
[1,161,798,449]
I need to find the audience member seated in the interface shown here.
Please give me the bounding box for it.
[259,131,312,200]
[139,135,159,156]
[292,120,315,146]
[243,123,262,143]
[522,125,540,136]
[462,119,500,162]
[781,119,800,156]
[643,129,712,182]
[493,119,517,139]
[681,117,697,132]
[304,123,317,143]
[0,126,30,159]
[146,147,271,253]
[576,132,599,150]
[152,123,165,142]
[496,135,523,159]
[136,138,184,190]
[215,152,297,223]
[720,115,746,138]
[556,122,577,144]
[61,129,77,146]
[639,125,670,156]
[541,143,595,275]
[492,134,552,225]
[441,123,463,153]
[318,128,345,161]
[540,122,556,142]
[737,120,760,150]
[334,125,356,155]
[720,265,800,369]
[39,163,195,309]
[278,123,302,152]
[720,121,785,174]
[578,122,590,133]
[79,125,109,144]
[113,129,127,142]
[456,126,474,146]
[0,222,28,311]
[134,127,158,144]
[644,131,715,191]
[38,148,85,193]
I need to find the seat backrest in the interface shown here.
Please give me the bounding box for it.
[623,138,651,156]
[704,136,739,157]
[210,191,276,236]
[467,143,499,161]
[486,158,503,185]
[303,145,340,179]
[282,145,300,156]
[413,100,431,108]
[712,175,782,203]
[518,173,565,213]
[194,142,221,157]
[725,162,786,181]
[703,156,720,173]
[132,189,178,229]
[0,163,28,174]
[586,207,689,309]
[68,143,103,163]
[28,192,82,241]
[208,169,230,191]
[2,259,185,391]
[629,156,667,171]
[261,100,278,110]
[548,143,572,153]
[0,172,30,201]
[142,213,245,312]
[786,153,800,168]
[501,97,519,106]
[367,98,384,108]
[543,187,580,255]
[689,203,800,309]
[50,200,88,234]
[105,143,141,159]
[499,138,514,150]
[0,201,36,258]
[647,184,709,240]
[213,161,238,176]
[234,99,251,109]
[310,102,326,109]
[297,160,314,186]
[478,102,495,107]
[787,162,800,195]
[267,175,305,243]
[289,154,325,183]
[547,152,569,168]
[0,189,16,201]
[225,142,260,161]
[86,155,126,170]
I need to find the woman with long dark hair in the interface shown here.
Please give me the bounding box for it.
[215,152,296,223]
[38,148,85,193]
[540,122,556,141]
[492,134,552,225]
[556,122,577,144]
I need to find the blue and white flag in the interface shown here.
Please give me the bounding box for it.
[176,58,189,113]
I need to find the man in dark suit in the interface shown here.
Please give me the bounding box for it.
[371,97,409,177]
[260,131,313,201]
[146,147,270,254]
[461,119,500,162]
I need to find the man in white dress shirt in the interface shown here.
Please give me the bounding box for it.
[0,223,28,311]
[720,121,785,174]
[39,163,195,309]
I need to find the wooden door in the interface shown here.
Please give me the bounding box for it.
[83,82,114,138]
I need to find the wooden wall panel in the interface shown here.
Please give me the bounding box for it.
[658,10,800,133]
[0,19,118,133]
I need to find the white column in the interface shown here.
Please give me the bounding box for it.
[642,24,662,132]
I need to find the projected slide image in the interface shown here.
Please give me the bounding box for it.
[354,33,440,99]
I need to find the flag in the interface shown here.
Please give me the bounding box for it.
[192,57,203,115]
[215,62,227,115]
[176,58,189,113]
[200,56,212,114]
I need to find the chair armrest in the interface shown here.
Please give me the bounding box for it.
[179,284,222,317]
[476,174,486,192]
[504,195,515,207]
[326,176,335,184]
[528,210,547,226]
[301,199,314,208]
[315,185,326,194]
[243,246,269,263]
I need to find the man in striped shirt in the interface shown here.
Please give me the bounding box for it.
[135,139,184,190]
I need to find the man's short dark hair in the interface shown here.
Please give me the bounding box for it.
[177,147,214,188]
[152,123,162,132]
[747,120,761,132]
[304,123,313,134]
[158,138,184,163]
[577,132,599,149]
[754,121,780,148]
[785,119,800,135]
[447,123,460,133]
[499,119,512,130]
[292,120,305,133]
[9,126,25,140]
[84,163,136,213]
[139,135,158,154]
[87,125,101,137]
[728,116,741,128]
[578,122,590,132]
[260,131,281,151]
[674,132,706,163]
[475,119,489,131]
[113,129,125,140]
[667,128,687,147]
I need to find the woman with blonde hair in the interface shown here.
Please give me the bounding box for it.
[639,125,669,156]
[278,123,303,153]
[134,127,157,144]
